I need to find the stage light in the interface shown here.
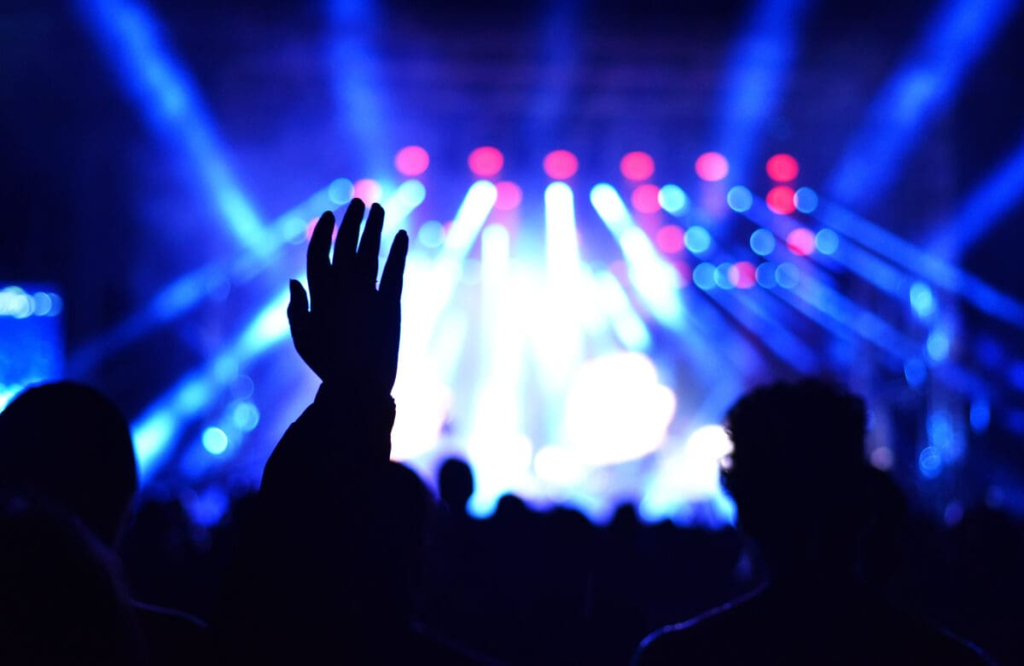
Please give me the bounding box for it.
[352,178,383,204]
[328,178,354,205]
[541,182,585,386]
[869,446,894,471]
[814,228,839,255]
[658,184,688,215]
[766,185,796,214]
[534,446,587,487]
[794,186,818,213]
[543,149,579,180]
[693,263,716,290]
[620,151,655,181]
[684,225,712,254]
[909,282,937,319]
[395,145,430,176]
[729,261,756,289]
[714,264,734,290]
[786,227,815,256]
[443,181,500,257]
[970,399,990,433]
[755,262,777,288]
[749,228,776,256]
[468,146,504,178]
[202,427,228,455]
[726,185,753,212]
[595,272,652,351]
[695,152,729,182]
[926,329,950,362]
[631,184,662,213]
[655,225,685,255]
[230,401,260,432]
[766,153,799,182]
[417,220,445,248]
[775,262,799,289]
[494,181,523,211]
[918,446,942,479]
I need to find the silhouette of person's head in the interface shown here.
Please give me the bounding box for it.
[723,379,872,582]
[0,382,137,546]
[438,457,474,517]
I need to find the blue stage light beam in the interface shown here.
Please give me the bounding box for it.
[827,0,1019,207]
[327,0,391,176]
[815,199,1024,328]
[76,0,271,253]
[716,0,813,181]
[927,135,1024,260]
[132,289,291,481]
[590,184,685,330]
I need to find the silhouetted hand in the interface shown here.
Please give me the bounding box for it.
[287,200,409,394]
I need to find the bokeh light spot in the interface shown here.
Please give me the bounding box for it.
[794,186,818,213]
[775,262,799,289]
[815,228,839,254]
[766,153,799,182]
[395,145,430,176]
[714,264,734,290]
[352,178,382,204]
[494,181,523,211]
[417,220,446,248]
[726,186,753,212]
[766,185,797,215]
[468,146,504,177]
[655,225,686,254]
[327,178,353,205]
[750,228,776,256]
[631,183,662,213]
[910,282,937,319]
[728,261,756,289]
[202,427,228,455]
[685,225,712,254]
[695,152,729,182]
[692,263,716,290]
[620,151,655,181]
[756,262,777,288]
[786,227,816,256]
[543,149,579,180]
[658,185,688,215]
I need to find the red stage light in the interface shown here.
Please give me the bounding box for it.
[728,261,757,289]
[786,227,816,256]
[543,150,579,180]
[494,181,523,211]
[468,146,504,177]
[395,145,430,176]
[631,184,662,214]
[766,185,796,215]
[766,153,799,182]
[655,225,686,254]
[620,151,655,181]
[695,152,729,182]
[352,178,382,204]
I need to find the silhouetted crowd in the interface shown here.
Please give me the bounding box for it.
[0,201,1019,664]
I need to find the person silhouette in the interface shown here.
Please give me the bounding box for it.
[0,382,210,665]
[216,200,492,664]
[632,378,994,665]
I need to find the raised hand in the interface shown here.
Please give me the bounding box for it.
[287,200,409,395]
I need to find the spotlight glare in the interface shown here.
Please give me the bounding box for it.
[468,146,504,177]
[631,183,662,213]
[395,145,430,176]
[494,181,523,211]
[766,153,799,182]
[202,427,228,455]
[655,225,686,255]
[767,185,797,215]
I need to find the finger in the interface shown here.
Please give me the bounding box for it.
[379,230,409,304]
[307,211,335,310]
[333,198,366,278]
[357,202,385,288]
[287,279,310,329]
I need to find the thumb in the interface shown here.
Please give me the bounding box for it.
[287,279,310,332]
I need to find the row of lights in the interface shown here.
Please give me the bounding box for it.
[0,287,63,319]
[396,145,804,185]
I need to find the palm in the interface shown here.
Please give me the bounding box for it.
[287,200,409,393]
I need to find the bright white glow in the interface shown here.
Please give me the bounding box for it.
[534,446,588,487]
[466,431,534,518]
[539,182,585,389]
[443,180,499,259]
[389,363,452,461]
[381,179,427,240]
[589,183,632,235]
[563,353,676,466]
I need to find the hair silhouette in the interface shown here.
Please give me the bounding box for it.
[0,382,137,545]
